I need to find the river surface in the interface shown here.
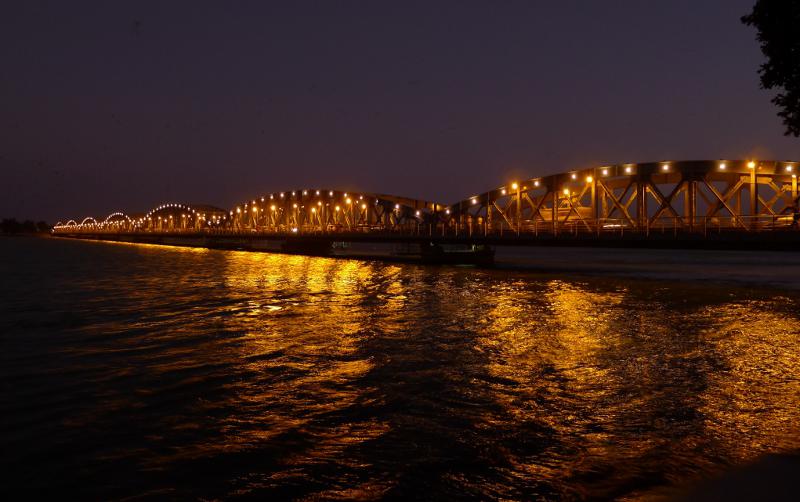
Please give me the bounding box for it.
[1,236,799,500]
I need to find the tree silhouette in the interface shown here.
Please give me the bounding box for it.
[742,1,800,137]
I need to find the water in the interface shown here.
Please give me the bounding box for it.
[1,236,799,500]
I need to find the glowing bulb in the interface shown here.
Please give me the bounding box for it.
[719,162,726,170]
[501,189,506,195]
[361,204,366,210]
[335,206,340,211]
[346,198,352,204]
[625,166,632,173]
[534,180,539,187]
[786,165,793,172]
[571,173,576,179]
[471,198,477,205]
[586,176,593,183]
[563,188,570,195]
[602,168,608,176]
[511,182,518,190]
[311,207,316,213]
[662,164,669,171]
[748,161,756,169]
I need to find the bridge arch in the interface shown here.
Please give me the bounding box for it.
[230,188,445,232]
[142,203,228,231]
[448,159,799,235]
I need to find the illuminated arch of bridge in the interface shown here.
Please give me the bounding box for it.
[229,189,444,233]
[53,160,799,239]
[139,203,228,232]
[449,159,800,236]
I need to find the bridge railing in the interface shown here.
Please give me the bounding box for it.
[54,214,799,239]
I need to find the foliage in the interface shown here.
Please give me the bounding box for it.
[742,0,800,137]
[1,218,50,234]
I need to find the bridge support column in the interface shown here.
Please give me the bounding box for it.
[516,183,521,236]
[552,187,558,236]
[750,166,758,229]
[591,176,597,235]
[686,180,696,232]
[637,179,648,235]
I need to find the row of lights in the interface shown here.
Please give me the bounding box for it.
[493,160,797,198]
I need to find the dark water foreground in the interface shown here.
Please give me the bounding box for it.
[1,236,799,500]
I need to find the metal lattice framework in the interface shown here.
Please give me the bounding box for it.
[448,160,799,236]
[52,160,800,239]
[228,189,444,233]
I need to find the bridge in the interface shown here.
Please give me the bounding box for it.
[53,160,800,259]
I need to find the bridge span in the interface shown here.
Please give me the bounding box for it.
[53,160,800,260]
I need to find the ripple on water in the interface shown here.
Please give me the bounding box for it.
[1,236,799,500]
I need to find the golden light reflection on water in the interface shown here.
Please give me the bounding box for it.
[698,301,800,460]
[22,239,800,499]
[209,251,800,498]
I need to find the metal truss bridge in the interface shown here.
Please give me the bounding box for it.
[53,160,800,251]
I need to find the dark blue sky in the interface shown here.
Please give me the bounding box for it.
[2,0,797,222]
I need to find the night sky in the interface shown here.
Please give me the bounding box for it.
[2,1,798,222]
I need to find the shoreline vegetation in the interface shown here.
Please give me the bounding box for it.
[1,218,51,235]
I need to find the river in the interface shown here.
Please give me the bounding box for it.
[1,236,799,499]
